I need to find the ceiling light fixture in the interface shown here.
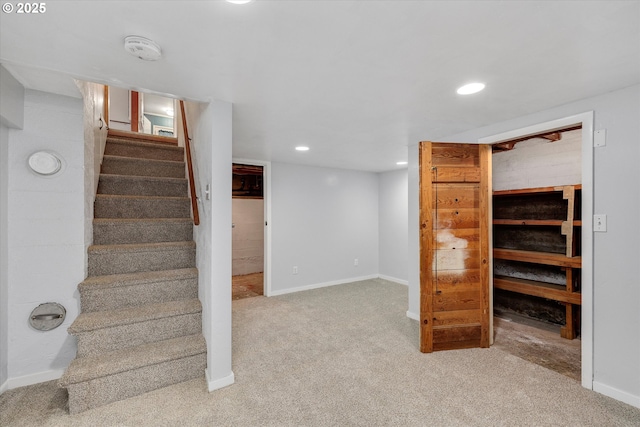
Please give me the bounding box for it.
[457,82,485,95]
[226,0,253,4]
[396,161,408,166]
[295,146,310,152]
[165,108,174,117]
[124,36,162,61]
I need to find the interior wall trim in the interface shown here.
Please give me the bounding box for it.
[206,369,235,393]
[5,368,65,390]
[269,274,379,297]
[593,381,640,409]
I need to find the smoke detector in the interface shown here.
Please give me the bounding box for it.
[124,36,162,61]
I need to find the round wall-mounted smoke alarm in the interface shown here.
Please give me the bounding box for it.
[124,36,162,61]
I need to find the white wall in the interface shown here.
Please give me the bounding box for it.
[493,129,582,191]
[378,169,408,284]
[270,163,379,295]
[186,99,234,392]
[0,64,24,393]
[232,198,264,276]
[108,86,130,131]
[6,90,85,388]
[0,123,9,393]
[408,84,640,407]
[407,144,420,320]
[75,81,107,252]
[0,65,24,129]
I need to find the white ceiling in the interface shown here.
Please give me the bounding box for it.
[1,1,638,172]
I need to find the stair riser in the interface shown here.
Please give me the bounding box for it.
[98,177,188,197]
[105,141,184,161]
[80,278,198,312]
[101,156,185,178]
[75,313,202,357]
[66,353,206,414]
[95,197,190,219]
[93,221,193,245]
[88,247,195,276]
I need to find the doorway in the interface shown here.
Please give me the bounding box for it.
[489,126,583,381]
[107,87,176,136]
[418,112,594,388]
[232,163,265,300]
[480,112,594,389]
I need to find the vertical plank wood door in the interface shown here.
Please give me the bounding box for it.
[419,142,491,353]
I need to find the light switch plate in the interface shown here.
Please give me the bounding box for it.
[594,214,607,232]
[594,129,606,147]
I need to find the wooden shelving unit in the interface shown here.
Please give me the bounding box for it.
[493,184,581,339]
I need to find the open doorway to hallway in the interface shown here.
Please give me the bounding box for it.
[107,86,176,136]
[232,163,264,300]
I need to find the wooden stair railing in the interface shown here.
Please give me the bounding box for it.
[179,100,200,226]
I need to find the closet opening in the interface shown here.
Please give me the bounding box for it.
[490,126,583,381]
[232,163,265,300]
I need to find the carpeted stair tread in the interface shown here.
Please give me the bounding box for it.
[59,334,206,386]
[97,174,188,197]
[105,139,184,161]
[101,155,185,178]
[95,193,190,202]
[79,268,198,312]
[80,268,197,290]
[106,129,178,145]
[87,241,196,276]
[78,268,198,292]
[88,240,195,254]
[69,298,201,334]
[93,218,193,245]
[94,194,191,219]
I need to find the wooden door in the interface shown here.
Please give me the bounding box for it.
[419,142,491,352]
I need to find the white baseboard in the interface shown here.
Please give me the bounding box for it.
[206,369,235,392]
[6,369,65,390]
[268,274,379,297]
[406,311,419,321]
[378,275,408,286]
[0,379,7,395]
[593,381,640,409]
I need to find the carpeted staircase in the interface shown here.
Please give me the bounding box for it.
[59,130,206,414]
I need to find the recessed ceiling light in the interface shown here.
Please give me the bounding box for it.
[396,161,408,165]
[226,0,253,4]
[295,146,310,152]
[457,82,485,95]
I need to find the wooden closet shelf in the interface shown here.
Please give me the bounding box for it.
[493,248,582,268]
[493,219,582,226]
[494,276,581,305]
[493,184,582,196]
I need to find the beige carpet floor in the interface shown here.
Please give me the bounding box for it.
[1,279,639,426]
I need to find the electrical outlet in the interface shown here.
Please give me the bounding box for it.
[594,214,607,232]
[292,266,298,275]
[354,258,359,266]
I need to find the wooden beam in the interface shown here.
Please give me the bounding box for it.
[491,125,580,152]
[540,132,562,142]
